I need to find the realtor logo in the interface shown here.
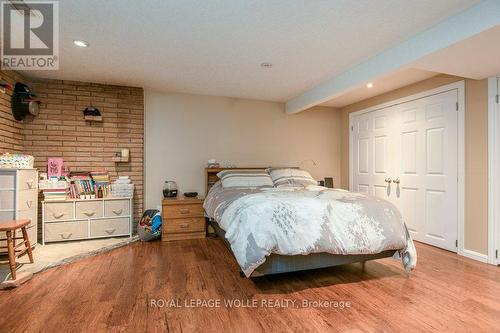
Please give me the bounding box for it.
[1,0,59,70]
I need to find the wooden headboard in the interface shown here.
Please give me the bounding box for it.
[205,167,267,195]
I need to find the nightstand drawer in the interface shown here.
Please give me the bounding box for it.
[163,204,204,219]
[164,217,205,234]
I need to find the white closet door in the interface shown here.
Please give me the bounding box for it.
[352,106,396,200]
[352,89,458,252]
[497,77,500,261]
[393,90,458,251]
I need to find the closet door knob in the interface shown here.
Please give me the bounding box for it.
[385,178,392,183]
[393,178,400,184]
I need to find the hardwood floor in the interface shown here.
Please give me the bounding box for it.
[1,238,499,332]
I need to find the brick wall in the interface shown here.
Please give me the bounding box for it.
[0,69,144,223]
[0,70,26,153]
[23,78,145,221]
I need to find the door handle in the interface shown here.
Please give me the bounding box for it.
[393,178,400,184]
[385,178,392,183]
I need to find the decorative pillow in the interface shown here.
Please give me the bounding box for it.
[267,168,317,187]
[217,170,274,189]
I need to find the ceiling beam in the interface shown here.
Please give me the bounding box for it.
[285,0,500,114]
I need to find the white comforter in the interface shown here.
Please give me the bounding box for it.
[206,185,417,277]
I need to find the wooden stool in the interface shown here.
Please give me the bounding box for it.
[0,219,34,281]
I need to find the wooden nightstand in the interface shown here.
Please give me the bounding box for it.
[161,197,205,241]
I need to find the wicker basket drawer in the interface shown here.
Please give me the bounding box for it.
[164,217,205,234]
[18,170,37,190]
[76,201,103,219]
[17,209,37,227]
[104,199,129,217]
[44,202,74,222]
[18,189,38,211]
[90,218,130,237]
[164,204,204,219]
[44,221,88,242]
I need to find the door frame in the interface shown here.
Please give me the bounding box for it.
[349,81,465,255]
[488,76,499,265]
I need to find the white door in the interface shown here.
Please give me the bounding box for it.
[393,90,458,251]
[497,77,500,264]
[352,90,459,252]
[352,106,396,201]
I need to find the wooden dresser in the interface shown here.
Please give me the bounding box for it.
[162,197,205,241]
[41,197,133,244]
[0,168,38,248]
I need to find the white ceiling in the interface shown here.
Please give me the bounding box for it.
[22,0,479,104]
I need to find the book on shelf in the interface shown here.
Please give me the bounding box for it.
[91,171,110,197]
[67,171,111,199]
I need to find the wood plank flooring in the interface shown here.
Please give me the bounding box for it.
[0,238,499,332]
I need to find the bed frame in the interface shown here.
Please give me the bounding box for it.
[204,167,397,277]
[210,220,396,277]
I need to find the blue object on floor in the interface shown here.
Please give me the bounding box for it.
[138,209,162,241]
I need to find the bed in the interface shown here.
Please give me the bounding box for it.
[203,168,416,278]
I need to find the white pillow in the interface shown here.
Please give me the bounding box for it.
[217,170,274,189]
[267,168,317,187]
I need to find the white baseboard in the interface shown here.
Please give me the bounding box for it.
[460,249,489,263]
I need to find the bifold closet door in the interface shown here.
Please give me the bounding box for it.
[392,90,458,251]
[351,106,396,201]
[352,89,458,252]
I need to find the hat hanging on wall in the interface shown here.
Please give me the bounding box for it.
[83,106,102,122]
[11,82,40,121]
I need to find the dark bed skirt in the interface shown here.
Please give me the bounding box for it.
[209,220,397,277]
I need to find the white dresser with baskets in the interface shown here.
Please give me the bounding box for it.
[0,168,38,247]
[42,197,133,244]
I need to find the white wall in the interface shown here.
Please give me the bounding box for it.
[145,90,341,209]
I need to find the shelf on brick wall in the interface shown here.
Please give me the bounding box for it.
[84,115,102,122]
[112,156,129,163]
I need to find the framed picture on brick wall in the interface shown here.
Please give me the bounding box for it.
[47,157,63,178]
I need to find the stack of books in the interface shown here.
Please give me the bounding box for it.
[69,172,95,199]
[43,188,68,201]
[39,179,68,201]
[91,171,110,197]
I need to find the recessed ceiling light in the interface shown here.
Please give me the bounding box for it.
[366,82,374,88]
[73,40,89,48]
[261,62,273,69]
